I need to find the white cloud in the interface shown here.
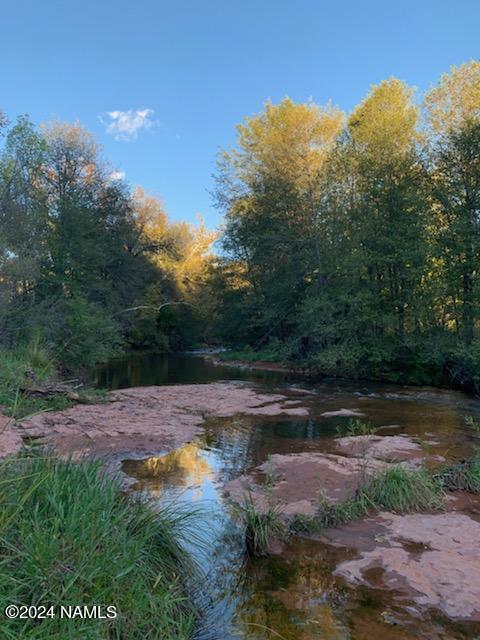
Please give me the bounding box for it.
[102,108,155,141]
[109,170,126,181]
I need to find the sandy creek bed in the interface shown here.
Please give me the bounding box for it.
[2,358,480,638]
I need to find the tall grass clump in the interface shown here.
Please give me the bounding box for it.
[238,492,284,557]
[0,340,60,417]
[291,466,443,533]
[464,415,480,438]
[0,454,199,639]
[336,418,377,437]
[0,341,54,391]
[358,466,444,512]
[436,451,480,492]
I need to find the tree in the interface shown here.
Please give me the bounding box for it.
[346,79,427,343]
[216,98,344,343]
[425,61,480,345]
[0,116,48,343]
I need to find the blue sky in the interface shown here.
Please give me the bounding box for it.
[1,0,479,229]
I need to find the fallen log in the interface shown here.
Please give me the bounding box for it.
[19,383,82,401]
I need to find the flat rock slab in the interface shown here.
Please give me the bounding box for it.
[224,451,386,516]
[335,511,480,621]
[14,383,308,457]
[321,408,365,417]
[334,434,445,466]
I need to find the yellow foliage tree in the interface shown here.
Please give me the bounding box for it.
[425,60,480,134]
[230,97,344,192]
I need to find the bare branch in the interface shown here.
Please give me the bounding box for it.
[112,301,196,317]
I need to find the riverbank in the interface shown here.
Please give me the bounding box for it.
[209,350,480,396]
[204,353,291,373]
[2,365,480,636]
[0,454,199,639]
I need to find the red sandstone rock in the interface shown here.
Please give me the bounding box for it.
[224,452,387,515]
[334,434,445,466]
[14,383,309,457]
[334,511,480,621]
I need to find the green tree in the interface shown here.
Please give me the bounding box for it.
[216,97,343,343]
[425,61,480,346]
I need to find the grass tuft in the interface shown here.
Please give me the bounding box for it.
[0,344,109,418]
[435,451,480,492]
[290,465,443,533]
[464,415,480,438]
[237,492,284,557]
[336,418,377,437]
[0,343,56,416]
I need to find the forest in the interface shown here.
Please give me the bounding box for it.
[1,60,480,392]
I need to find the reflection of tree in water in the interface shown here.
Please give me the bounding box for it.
[231,541,347,640]
[201,415,336,482]
[122,441,212,498]
[201,416,257,484]
[197,503,349,640]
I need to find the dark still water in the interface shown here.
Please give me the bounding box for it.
[95,352,286,389]
[101,353,480,639]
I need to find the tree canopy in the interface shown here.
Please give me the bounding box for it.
[1,60,480,392]
[0,118,215,367]
[212,61,480,391]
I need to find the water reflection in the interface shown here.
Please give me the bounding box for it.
[123,442,213,500]
[95,352,286,389]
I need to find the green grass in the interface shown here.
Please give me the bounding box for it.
[464,415,480,438]
[358,466,444,512]
[0,455,199,639]
[0,344,108,419]
[0,343,56,415]
[435,451,480,492]
[290,465,444,534]
[336,418,377,437]
[237,492,284,557]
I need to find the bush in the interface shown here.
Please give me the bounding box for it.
[444,343,480,393]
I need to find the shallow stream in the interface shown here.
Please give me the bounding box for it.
[96,354,480,639]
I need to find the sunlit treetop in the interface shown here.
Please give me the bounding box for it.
[230,97,344,189]
[424,60,480,134]
[133,186,169,246]
[348,78,419,159]
[39,121,102,192]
